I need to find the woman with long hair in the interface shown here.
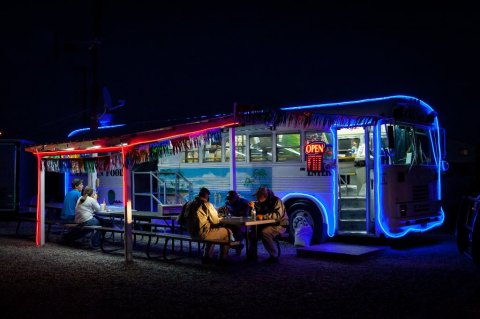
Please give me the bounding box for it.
[63,186,105,247]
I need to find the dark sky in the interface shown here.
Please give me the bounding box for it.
[1,1,479,145]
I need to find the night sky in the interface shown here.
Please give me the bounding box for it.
[1,2,479,145]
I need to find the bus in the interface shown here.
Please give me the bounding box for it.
[137,95,447,244]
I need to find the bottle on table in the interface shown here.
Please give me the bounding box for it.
[251,207,256,220]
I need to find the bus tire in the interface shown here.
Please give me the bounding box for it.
[287,201,326,244]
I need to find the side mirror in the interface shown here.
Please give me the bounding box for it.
[441,160,449,172]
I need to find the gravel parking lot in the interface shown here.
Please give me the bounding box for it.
[1,221,479,319]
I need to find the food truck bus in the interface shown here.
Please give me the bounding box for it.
[55,95,445,245]
[131,95,446,244]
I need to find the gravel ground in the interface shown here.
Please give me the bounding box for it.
[1,221,480,319]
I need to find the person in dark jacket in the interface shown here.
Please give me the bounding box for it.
[217,190,250,255]
[178,187,232,265]
[248,186,289,263]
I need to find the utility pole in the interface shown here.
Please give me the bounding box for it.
[89,1,102,133]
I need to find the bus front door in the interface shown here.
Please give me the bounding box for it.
[337,126,373,235]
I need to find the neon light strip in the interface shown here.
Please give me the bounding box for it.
[64,174,69,198]
[34,122,239,157]
[280,95,435,113]
[434,118,442,200]
[330,127,337,236]
[281,192,334,237]
[374,120,444,238]
[128,122,239,146]
[67,124,126,138]
[36,153,42,246]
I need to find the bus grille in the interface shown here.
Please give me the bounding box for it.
[412,185,429,202]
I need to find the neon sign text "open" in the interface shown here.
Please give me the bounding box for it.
[304,141,326,155]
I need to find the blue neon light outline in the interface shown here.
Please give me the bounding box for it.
[67,124,126,138]
[64,174,68,197]
[434,118,442,200]
[279,95,435,113]
[374,120,444,238]
[330,127,337,236]
[281,192,334,237]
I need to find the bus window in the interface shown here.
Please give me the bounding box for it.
[181,143,199,163]
[226,135,246,162]
[249,135,273,162]
[305,131,333,160]
[203,139,222,162]
[276,133,301,162]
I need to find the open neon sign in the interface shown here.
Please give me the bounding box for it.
[305,141,326,175]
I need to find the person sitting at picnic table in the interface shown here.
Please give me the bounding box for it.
[63,186,110,248]
[178,187,233,265]
[248,186,289,264]
[60,178,83,222]
[217,190,250,255]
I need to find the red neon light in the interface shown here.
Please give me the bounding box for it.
[35,146,125,157]
[33,121,239,157]
[122,148,128,209]
[35,154,41,246]
[304,142,326,155]
[128,121,239,146]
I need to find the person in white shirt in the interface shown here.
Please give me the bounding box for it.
[63,186,106,247]
[75,186,101,224]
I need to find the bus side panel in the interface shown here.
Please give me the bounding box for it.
[271,164,335,236]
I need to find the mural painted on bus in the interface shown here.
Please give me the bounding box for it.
[158,167,272,207]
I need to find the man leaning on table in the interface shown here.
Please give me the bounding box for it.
[248,186,289,264]
[178,187,233,265]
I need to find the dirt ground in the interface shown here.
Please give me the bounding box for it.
[1,221,479,319]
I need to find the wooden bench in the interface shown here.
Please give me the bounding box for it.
[96,227,240,260]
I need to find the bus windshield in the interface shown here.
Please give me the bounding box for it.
[382,124,434,166]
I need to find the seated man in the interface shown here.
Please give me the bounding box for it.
[178,187,232,265]
[248,186,289,264]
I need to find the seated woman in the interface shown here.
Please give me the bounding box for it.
[63,186,110,248]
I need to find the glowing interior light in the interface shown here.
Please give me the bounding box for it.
[87,145,101,149]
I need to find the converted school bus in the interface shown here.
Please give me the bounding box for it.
[26,95,447,258]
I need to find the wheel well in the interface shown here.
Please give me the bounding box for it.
[285,198,327,244]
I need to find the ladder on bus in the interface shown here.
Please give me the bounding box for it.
[456,195,480,267]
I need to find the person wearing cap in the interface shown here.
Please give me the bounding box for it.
[180,187,232,265]
[60,178,84,222]
[217,190,250,255]
[248,186,289,264]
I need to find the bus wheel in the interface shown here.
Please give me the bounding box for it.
[288,202,325,244]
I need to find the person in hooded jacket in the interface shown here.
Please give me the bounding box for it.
[248,186,289,264]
